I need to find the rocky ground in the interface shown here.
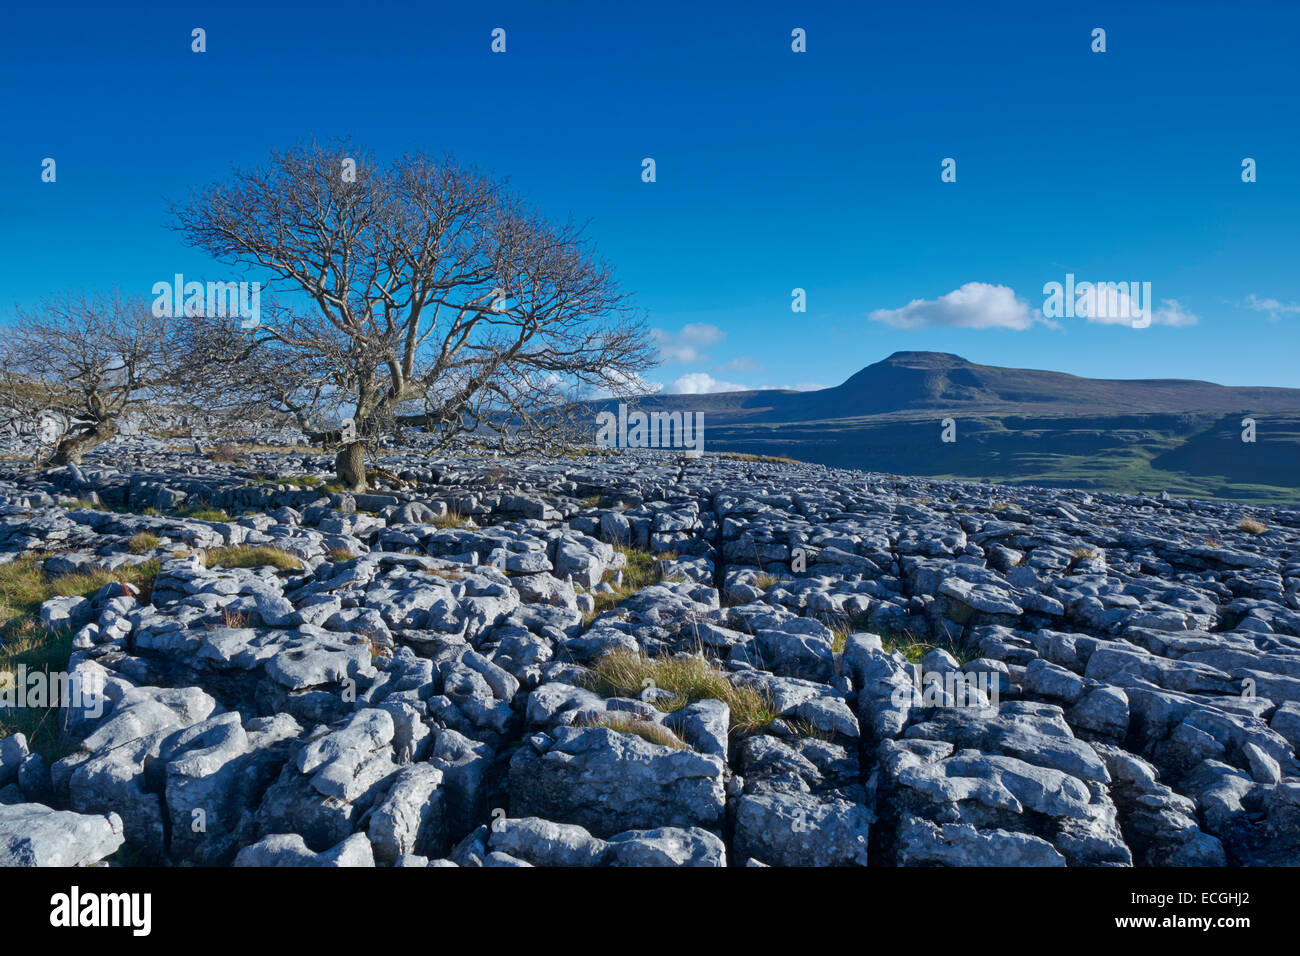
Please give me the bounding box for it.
[2,441,1299,867]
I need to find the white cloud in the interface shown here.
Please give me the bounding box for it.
[664,372,749,394]
[650,323,726,363]
[1246,294,1300,320]
[868,282,1034,330]
[1079,292,1197,327]
[662,374,825,395]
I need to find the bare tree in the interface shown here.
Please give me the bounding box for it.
[171,140,657,490]
[0,290,210,466]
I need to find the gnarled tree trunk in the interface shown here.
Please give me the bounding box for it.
[335,440,367,492]
[51,420,118,466]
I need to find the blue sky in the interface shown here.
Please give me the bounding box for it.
[2,0,1298,392]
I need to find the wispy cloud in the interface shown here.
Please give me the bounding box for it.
[868,282,1035,330]
[650,323,726,363]
[1081,294,1198,327]
[1153,299,1199,327]
[714,356,759,373]
[1246,294,1300,320]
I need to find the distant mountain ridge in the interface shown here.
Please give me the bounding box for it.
[597,351,1300,421]
[587,352,1300,505]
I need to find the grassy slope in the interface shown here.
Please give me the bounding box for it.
[699,413,1300,506]
[0,558,162,758]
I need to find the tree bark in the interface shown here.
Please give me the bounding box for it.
[50,421,118,466]
[335,441,367,492]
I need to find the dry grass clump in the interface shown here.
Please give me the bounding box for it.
[47,561,161,606]
[827,622,850,655]
[579,649,777,735]
[1239,518,1268,534]
[580,714,687,750]
[203,546,301,571]
[220,607,250,628]
[204,445,247,463]
[128,532,160,554]
[431,509,469,529]
[783,717,835,741]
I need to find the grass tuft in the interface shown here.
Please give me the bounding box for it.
[579,649,776,735]
[204,546,301,571]
[269,474,322,488]
[783,717,835,741]
[220,607,250,628]
[583,546,678,624]
[877,626,975,666]
[128,532,160,554]
[1239,518,1268,534]
[176,504,231,523]
[828,622,850,655]
[581,714,686,750]
[49,561,160,604]
[431,509,469,529]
